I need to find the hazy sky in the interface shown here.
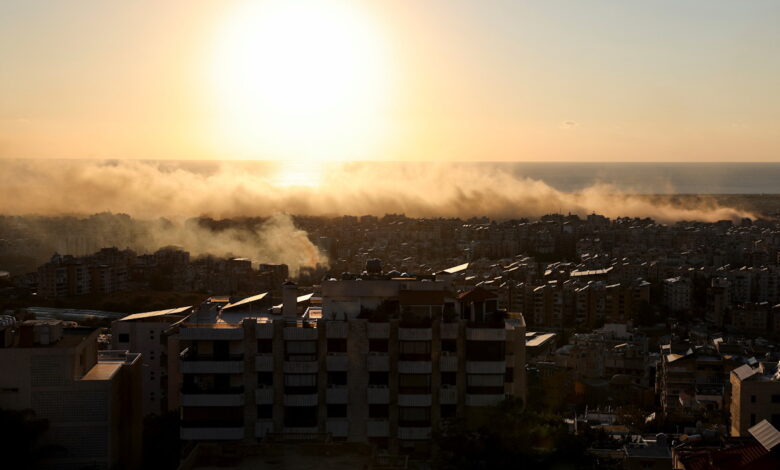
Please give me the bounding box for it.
[1,0,779,162]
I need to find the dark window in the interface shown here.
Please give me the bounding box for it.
[257,339,273,354]
[751,395,757,403]
[751,414,757,426]
[369,372,389,386]
[257,405,273,419]
[327,404,347,418]
[327,338,347,353]
[118,333,130,343]
[257,372,273,387]
[369,339,388,353]
[505,368,514,383]
[284,406,317,427]
[369,404,389,419]
[399,374,431,393]
[772,395,780,404]
[441,404,456,419]
[441,340,457,353]
[441,372,456,386]
[328,371,347,386]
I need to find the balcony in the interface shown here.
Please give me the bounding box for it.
[367,354,389,371]
[255,355,274,372]
[284,361,319,374]
[282,427,320,435]
[440,323,459,339]
[283,327,319,341]
[284,394,319,406]
[398,427,431,440]
[180,326,244,341]
[367,387,390,404]
[440,355,458,372]
[181,393,244,407]
[367,322,390,339]
[255,421,274,438]
[398,394,432,407]
[180,427,244,440]
[466,361,506,374]
[440,387,457,404]
[326,321,348,338]
[465,394,505,407]
[256,388,274,405]
[466,328,506,341]
[256,323,274,339]
[326,354,348,371]
[326,387,348,404]
[180,360,243,374]
[366,420,390,437]
[398,361,432,374]
[398,328,432,341]
[327,419,349,437]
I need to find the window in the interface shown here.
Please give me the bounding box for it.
[328,371,347,386]
[369,404,389,419]
[369,339,388,353]
[751,395,757,403]
[441,404,456,419]
[284,406,317,427]
[257,405,273,419]
[441,340,457,353]
[751,414,757,426]
[118,333,130,343]
[327,338,347,353]
[257,339,273,354]
[772,394,780,404]
[327,404,347,418]
[369,372,389,386]
[441,372,456,386]
[258,372,273,387]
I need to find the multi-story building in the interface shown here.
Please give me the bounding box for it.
[0,318,142,470]
[176,277,526,455]
[111,306,193,416]
[730,362,780,436]
[657,343,742,425]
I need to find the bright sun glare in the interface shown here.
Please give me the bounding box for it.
[210,0,392,165]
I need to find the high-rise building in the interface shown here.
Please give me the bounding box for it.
[176,276,526,455]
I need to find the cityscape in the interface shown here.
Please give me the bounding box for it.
[2,1,780,469]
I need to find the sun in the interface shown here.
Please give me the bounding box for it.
[209,0,392,161]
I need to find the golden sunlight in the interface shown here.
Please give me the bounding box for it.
[209,0,393,161]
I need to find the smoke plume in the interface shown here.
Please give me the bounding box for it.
[0,159,757,222]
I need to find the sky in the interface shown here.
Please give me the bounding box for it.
[1,0,779,162]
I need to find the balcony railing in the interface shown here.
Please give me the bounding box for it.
[466,328,506,341]
[398,328,432,341]
[367,322,390,339]
[465,394,505,407]
[440,387,457,404]
[440,355,458,371]
[255,387,274,404]
[367,354,389,371]
[466,361,506,374]
[326,387,348,404]
[398,361,432,374]
[367,386,390,404]
[366,420,390,437]
[440,323,459,339]
[326,419,349,437]
[255,421,274,438]
[326,354,348,371]
[255,355,274,371]
[398,394,432,407]
[326,321,348,338]
[398,427,431,440]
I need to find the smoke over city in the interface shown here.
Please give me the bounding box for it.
[0,159,757,222]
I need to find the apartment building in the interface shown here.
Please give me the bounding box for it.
[657,343,742,425]
[0,318,142,470]
[177,277,526,455]
[111,306,193,416]
[730,363,780,436]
